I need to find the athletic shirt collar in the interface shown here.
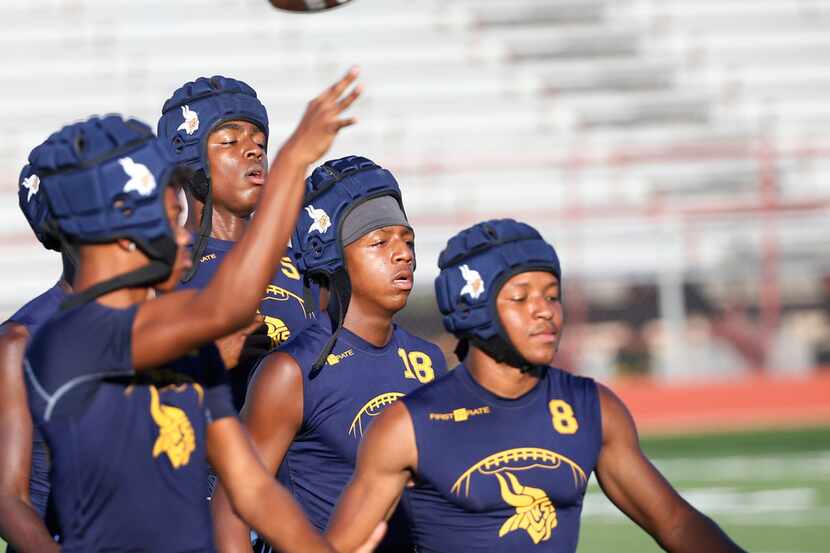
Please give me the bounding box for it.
[337,324,400,356]
[203,236,234,252]
[455,362,548,410]
[200,236,295,254]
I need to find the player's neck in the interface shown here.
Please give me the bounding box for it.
[209,206,249,241]
[74,245,153,308]
[186,198,249,242]
[341,299,394,348]
[466,347,541,399]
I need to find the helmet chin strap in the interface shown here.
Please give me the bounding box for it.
[59,234,177,311]
[309,269,351,379]
[181,170,212,284]
[457,334,547,375]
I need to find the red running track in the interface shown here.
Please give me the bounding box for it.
[608,370,830,435]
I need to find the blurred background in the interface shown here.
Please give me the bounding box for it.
[0,0,828,551]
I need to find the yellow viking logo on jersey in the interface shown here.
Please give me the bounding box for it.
[348,392,405,439]
[495,472,557,543]
[149,385,201,469]
[451,447,587,545]
[264,316,290,346]
[261,284,310,347]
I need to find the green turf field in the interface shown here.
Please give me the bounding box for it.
[578,426,830,553]
[1,426,828,553]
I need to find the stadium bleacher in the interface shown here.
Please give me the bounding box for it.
[0,0,828,378]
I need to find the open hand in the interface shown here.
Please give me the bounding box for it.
[282,67,362,166]
[215,314,266,369]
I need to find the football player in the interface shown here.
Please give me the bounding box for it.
[0,163,74,553]
[157,74,329,409]
[325,219,748,553]
[24,69,381,553]
[212,156,447,553]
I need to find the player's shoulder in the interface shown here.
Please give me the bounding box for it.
[274,316,331,374]
[26,302,137,390]
[27,301,83,352]
[5,283,67,333]
[401,362,460,407]
[393,325,447,365]
[179,238,228,290]
[544,367,602,425]
[545,365,597,395]
[34,301,135,350]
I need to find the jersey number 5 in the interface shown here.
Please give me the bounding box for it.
[397,348,435,384]
[280,257,301,280]
[549,400,579,434]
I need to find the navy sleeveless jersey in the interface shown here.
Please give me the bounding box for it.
[25,301,235,553]
[4,283,66,528]
[401,364,601,553]
[276,318,447,550]
[180,237,315,408]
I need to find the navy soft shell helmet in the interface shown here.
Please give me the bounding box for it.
[157,75,268,282]
[435,218,561,370]
[291,155,404,279]
[157,75,268,181]
[18,164,59,251]
[30,115,180,309]
[291,155,406,375]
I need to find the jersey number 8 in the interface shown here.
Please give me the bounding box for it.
[549,400,579,434]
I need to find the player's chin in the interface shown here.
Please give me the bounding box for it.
[383,289,410,312]
[518,343,556,367]
[235,184,263,212]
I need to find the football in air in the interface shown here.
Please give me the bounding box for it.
[269,0,352,11]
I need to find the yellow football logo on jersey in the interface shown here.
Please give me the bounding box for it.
[263,283,308,313]
[451,447,586,545]
[348,392,405,438]
[149,386,197,469]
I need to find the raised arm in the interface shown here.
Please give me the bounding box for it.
[594,383,747,553]
[0,323,58,553]
[132,69,362,370]
[212,352,305,553]
[326,401,416,553]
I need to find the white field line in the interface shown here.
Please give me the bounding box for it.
[582,486,830,525]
